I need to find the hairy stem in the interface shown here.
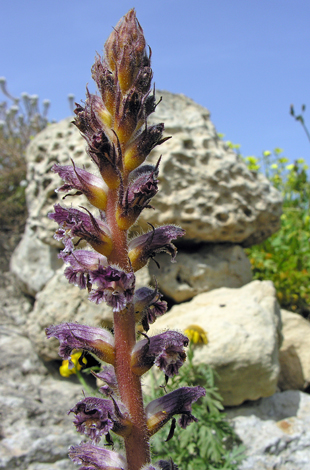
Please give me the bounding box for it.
[106,188,130,270]
[114,307,150,470]
[106,187,150,469]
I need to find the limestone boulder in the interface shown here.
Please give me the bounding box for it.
[149,243,252,302]
[26,265,151,361]
[148,280,282,406]
[10,223,62,297]
[226,390,310,470]
[144,91,282,246]
[21,90,281,253]
[24,116,92,248]
[278,309,310,391]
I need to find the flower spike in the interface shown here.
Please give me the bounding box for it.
[46,9,203,470]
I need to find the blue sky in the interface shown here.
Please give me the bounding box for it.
[1,0,310,168]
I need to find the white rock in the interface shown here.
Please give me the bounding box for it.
[0,322,80,470]
[10,223,61,297]
[278,309,310,391]
[226,390,310,470]
[148,280,282,406]
[148,244,252,302]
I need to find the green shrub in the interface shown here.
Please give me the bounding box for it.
[146,344,245,470]
[244,149,310,317]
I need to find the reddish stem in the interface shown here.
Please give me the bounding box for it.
[106,188,150,470]
[114,308,150,470]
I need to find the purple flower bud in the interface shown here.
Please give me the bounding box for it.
[133,285,167,331]
[49,204,113,257]
[128,225,185,271]
[88,266,135,313]
[123,124,170,173]
[69,396,131,442]
[45,323,115,365]
[104,9,148,94]
[52,161,108,211]
[116,90,141,144]
[134,66,153,95]
[59,250,108,290]
[73,98,120,189]
[116,163,159,231]
[131,331,188,377]
[69,441,127,470]
[91,55,116,116]
[145,386,206,436]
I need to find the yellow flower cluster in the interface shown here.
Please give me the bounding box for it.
[59,351,87,378]
[184,325,208,345]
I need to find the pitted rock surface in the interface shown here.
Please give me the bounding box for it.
[23,90,282,249]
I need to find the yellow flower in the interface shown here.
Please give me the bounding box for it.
[184,325,208,345]
[59,351,87,378]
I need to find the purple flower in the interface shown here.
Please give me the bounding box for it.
[131,331,188,377]
[59,250,108,289]
[52,161,108,211]
[88,266,135,313]
[69,441,127,470]
[73,95,120,189]
[116,163,160,230]
[49,204,113,257]
[123,123,171,172]
[145,386,206,436]
[134,285,167,331]
[45,323,115,365]
[69,396,131,442]
[94,365,119,396]
[128,225,185,271]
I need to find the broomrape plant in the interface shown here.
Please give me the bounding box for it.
[46,9,205,470]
